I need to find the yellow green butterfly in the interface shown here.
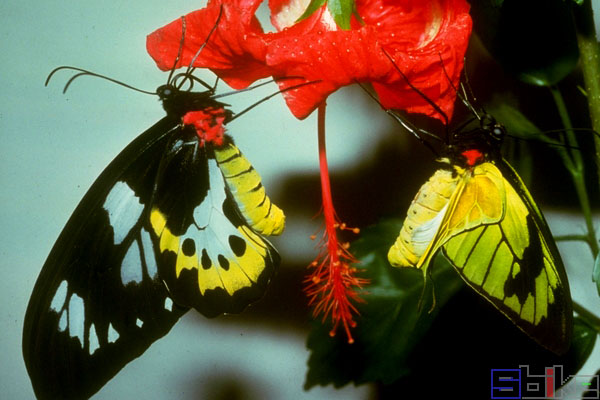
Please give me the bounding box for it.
[388,111,573,355]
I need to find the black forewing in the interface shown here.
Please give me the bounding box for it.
[23,117,188,400]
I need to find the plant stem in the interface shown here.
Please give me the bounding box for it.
[573,301,600,334]
[550,86,599,257]
[555,234,590,242]
[572,0,600,195]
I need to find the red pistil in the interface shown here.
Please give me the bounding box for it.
[182,108,227,146]
[304,103,367,344]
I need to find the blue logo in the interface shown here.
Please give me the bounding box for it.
[490,365,598,399]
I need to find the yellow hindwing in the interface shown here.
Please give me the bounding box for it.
[388,161,571,354]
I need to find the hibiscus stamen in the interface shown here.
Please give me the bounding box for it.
[304,103,367,344]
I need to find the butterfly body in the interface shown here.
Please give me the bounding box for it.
[388,114,573,354]
[24,72,284,398]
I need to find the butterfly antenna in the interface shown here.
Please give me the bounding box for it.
[532,127,600,139]
[382,49,449,127]
[184,6,224,81]
[435,54,482,125]
[166,16,187,85]
[170,72,214,92]
[228,80,321,123]
[357,82,441,156]
[213,77,303,99]
[45,66,155,95]
[459,58,483,115]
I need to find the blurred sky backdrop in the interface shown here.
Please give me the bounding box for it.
[1,1,599,399]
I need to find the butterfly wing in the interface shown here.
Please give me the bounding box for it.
[388,161,572,354]
[388,168,461,269]
[23,117,189,400]
[149,133,281,318]
[441,160,572,354]
[387,163,505,271]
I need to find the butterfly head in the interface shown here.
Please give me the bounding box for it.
[156,84,176,101]
[446,113,506,167]
[480,113,506,143]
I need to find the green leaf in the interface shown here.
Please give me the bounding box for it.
[304,220,597,395]
[327,0,354,30]
[374,306,596,397]
[296,0,358,30]
[470,0,579,86]
[485,95,543,141]
[485,95,565,151]
[484,96,540,186]
[570,317,598,371]
[296,0,326,24]
[304,219,464,388]
[593,252,600,296]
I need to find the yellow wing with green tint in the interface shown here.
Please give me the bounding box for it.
[442,161,571,354]
[388,160,572,354]
[149,134,282,318]
[389,162,505,272]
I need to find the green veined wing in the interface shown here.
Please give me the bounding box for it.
[388,115,572,354]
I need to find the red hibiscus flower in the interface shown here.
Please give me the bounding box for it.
[147,0,472,342]
[147,0,471,121]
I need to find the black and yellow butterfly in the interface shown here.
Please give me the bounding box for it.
[23,18,285,400]
[385,87,573,355]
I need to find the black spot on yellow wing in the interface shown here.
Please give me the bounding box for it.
[229,235,246,256]
[218,255,230,270]
[182,238,195,256]
[201,249,211,270]
[148,134,280,318]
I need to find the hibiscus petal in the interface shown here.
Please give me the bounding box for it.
[146,0,276,89]
[266,0,471,120]
[146,0,472,121]
[267,26,392,118]
[362,0,472,121]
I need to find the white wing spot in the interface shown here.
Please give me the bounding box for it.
[193,159,227,228]
[58,311,68,332]
[141,228,158,278]
[164,297,173,312]
[103,181,144,245]
[89,324,100,355]
[121,241,143,285]
[50,280,68,313]
[108,323,120,343]
[68,293,85,346]
[136,318,144,328]
[188,158,240,267]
